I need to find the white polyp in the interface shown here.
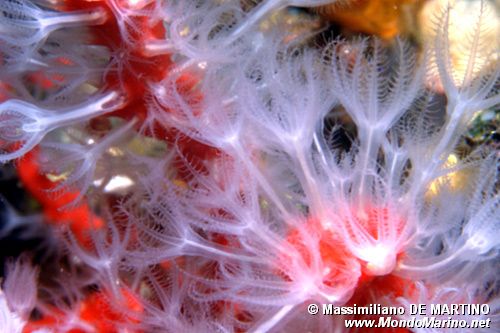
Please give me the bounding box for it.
[227,0,338,45]
[226,0,282,45]
[249,304,295,333]
[103,175,135,193]
[16,91,122,134]
[143,40,176,56]
[125,0,150,10]
[0,91,125,163]
[40,8,107,32]
[359,244,397,276]
[396,246,468,276]
[0,291,24,333]
[464,234,490,254]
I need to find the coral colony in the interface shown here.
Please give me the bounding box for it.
[0,0,498,332]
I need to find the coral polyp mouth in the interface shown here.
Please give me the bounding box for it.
[361,244,397,276]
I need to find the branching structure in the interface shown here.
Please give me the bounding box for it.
[0,0,498,332]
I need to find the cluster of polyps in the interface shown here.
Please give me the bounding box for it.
[0,0,498,332]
